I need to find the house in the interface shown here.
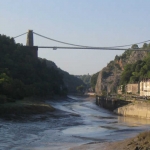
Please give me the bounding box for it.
[140,80,150,96]
[126,84,138,94]
[117,84,139,95]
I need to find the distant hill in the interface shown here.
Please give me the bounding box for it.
[39,58,85,93]
[75,74,91,87]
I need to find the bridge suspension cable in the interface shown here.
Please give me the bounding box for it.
[33,32,90,47]
[38,46,150,51]
[110,40,150,48]
[13,32,27,39]
[13,31,150,51]
[33,32,150,48]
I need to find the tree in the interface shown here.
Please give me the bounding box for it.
[131,44,139,49]
[143,43,148,49]
[76,85,85,93]
[0,34,67,100]
[114,55,120,61]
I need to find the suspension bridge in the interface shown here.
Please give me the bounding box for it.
[14,30,150,57]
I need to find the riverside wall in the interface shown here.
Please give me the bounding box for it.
[96,96,130,111]
[114,101,150,119]
[96,96,150,119]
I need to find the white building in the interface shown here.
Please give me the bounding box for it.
[140,80,150,96]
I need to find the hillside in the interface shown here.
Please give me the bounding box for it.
[75,74,91,87]
[120,52,150,85]
[0,34,66,101]
[94,44,150,95]
[39,58,85,93]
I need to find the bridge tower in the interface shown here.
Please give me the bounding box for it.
[24,30,38,58]
[26,30,34,46]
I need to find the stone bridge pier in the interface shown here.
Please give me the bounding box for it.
[24,30,38,58]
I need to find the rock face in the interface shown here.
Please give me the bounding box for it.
[114,101,150,119]
[95,70,103,95]
[95,50,147,95]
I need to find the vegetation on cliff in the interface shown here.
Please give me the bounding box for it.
[74,74,91,93]
[40,58,85,93]
[95,43,149,95]
[120,51,150,85]
[59,70,85,93]
[76,74,91,86]
[0,34,67,101]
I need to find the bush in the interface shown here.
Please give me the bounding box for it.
[0,95,7,104]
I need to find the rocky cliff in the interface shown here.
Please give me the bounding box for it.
[95,50,148,95]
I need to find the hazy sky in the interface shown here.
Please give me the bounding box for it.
[0,0,150,75]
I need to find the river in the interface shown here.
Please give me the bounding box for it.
[0,96,150,150]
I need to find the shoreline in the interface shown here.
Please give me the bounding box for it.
[96,95,150,120]
[0,96,56,119]
[114,100,150,119]
[0,94,78,119]
[70,131,150,150]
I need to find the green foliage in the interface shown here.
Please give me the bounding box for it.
[114,55,120,61]
[0,95,7,103]
[80,74,91,85]
[143,43,148,49]
[102,71,111,79]
[115,63,121,70]
[39,59,85,93]
[101,90,107,96]
[76,85,85,93]
[131,44,139,49]
[76,74,91,88]
[58,70,85,93]
[120,50,132,60]
[0,73,11,84]
[120,50,150,84]
[0,34,67,100]
[107,61,115,71]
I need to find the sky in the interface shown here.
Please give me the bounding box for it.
[0,0,150,75]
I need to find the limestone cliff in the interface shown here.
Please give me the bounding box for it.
[95,50,147,95]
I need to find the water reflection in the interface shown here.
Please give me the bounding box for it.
[118,116,150,126]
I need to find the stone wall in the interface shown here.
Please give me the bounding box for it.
[23,46,38,58]
[114,101,150,119]
[96,96,130,111]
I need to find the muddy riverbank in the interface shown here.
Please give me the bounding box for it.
[71,131,150,150]
[0,97,55,119]
[1,96,150,150]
